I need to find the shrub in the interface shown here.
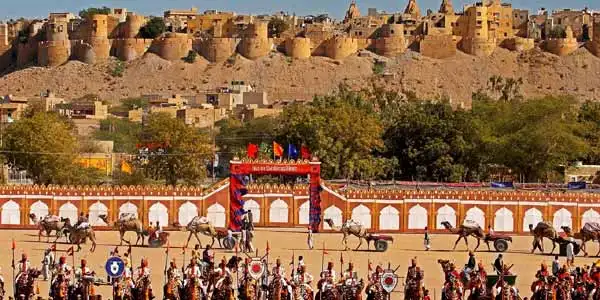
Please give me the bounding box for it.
[373,60,386,75]
[183,50,197,63]
[110,61,125,77]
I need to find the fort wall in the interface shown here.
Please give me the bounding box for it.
[375,25,407,57]
[587,22,600,57]
[16,41,38,67]
[113,38,152,61]
[38,40,71,67]
[324,36,358,59]
[197,37,238,62]
[123,14,145,39]
[460,37,497,56]
[503,37,535,52]
[237,22,272,60]
[545,38,578,56]
[150,33,192,61]
[285,37,311,59]
[419,35,457,59]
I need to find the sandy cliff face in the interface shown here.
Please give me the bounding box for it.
[0,48,599,106]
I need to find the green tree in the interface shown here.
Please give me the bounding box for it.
[216,117,279,164]
[140,113,212,186]
[1,113,102,184]
[94,117,142,153]
[383,100,478,182]
[577,100,600,164]
[268,18,290,38]
[79,7,111,19]
[278,86,389,179]
[140,17,167,39]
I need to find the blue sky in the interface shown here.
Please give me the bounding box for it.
[2,0,597,20]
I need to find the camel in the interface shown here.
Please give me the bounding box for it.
[63,219,97,252]
[441,221,486,251]
[99,214,148,246]
[174,216,222,248]
[562,223,600,257]
[29,213,68,242]
[324,218,369,251]
[529,222,558,254]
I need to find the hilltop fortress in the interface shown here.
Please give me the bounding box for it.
[0,0,598,71]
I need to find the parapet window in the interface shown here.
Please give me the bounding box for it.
[504,32,508,37]
[58,25,63,32]
[477,20,482,25]
[391,30,394,34]
[477,12,482,16]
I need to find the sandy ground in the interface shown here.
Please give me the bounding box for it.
[1,229,599,299]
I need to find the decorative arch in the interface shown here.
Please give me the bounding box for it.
[178,202,198,226]
[408,205,428,230]
[494,207,514,232]
[465,207,485,228]
[243,199,260,224]
[119,202,138,218]
[30,201,49,225]
[269,199,289,223]
[1,200,20,225]
[323,205,343,230]
[148,202,168,227]
[436,205,457,230]
[89,202,108,226]
[379,205,400,230]
[59,202,78,224]
[351,204,372,228]
[553,208,572,231]
[582,209,600,226]
[207,203,226,228]
[523,208,543,230]
[298,201,309,225]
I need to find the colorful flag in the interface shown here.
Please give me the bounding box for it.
[273,142,284,157]
[121,160,133,174]
[66,246,74,256]
[288,144,299,159]
[51,244,57,251]
[301,145,311,160]
[247,143,259,159]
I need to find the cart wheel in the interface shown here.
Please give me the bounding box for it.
[223,236,236,250]
[494,239,509,252]
[375,240,388,252]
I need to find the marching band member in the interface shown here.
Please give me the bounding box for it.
[167,259,182,286]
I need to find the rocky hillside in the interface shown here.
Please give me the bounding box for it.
[1,47,599,106]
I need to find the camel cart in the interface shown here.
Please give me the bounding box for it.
[484,233,513,252]
[366,234,394,252]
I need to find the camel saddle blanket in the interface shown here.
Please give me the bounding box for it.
[345,220,363,227]
[463,220,482,229]
[43,215,61,223]
[119,213,137,222]
[188,216,210,227]
[583,222,600,232]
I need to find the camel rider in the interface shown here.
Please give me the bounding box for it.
[294,265,314,286]
[320,262,337,283]
[52,256,72,286]
[192,244,201,265]
[477,262,487,282]
[167,260,182,287]
[297,256,305,274]
[446,263,461,283]
[16,253,31,281]
[406,258,424,286]
[343,262,359,285]
[464,251,476,281]
[185,258,202,280]
[75,259,94,289]
[214,258,231,278]
[154,221,163,240]
[76,212,90,230]
[558,265,572,281]
[371,265,384,283]
[536,263,550,279]
[272,258,292,294]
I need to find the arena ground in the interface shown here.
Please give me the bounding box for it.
[1,229,598,299]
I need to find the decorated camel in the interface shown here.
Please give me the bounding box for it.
[29,213,68,242]
[63,218,97,252]
[324,218,369,251]
[561,223,600,256]
[174,216,227,248]
[99,213,148,246]
[441,220,486,251]
[529,222,558,254]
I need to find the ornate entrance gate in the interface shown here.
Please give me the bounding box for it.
[229,158,322,231]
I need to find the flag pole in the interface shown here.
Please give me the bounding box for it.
[320,242,325,274]
[163,242,169,289]
[11,239,15,298]
[181,246,186,274]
